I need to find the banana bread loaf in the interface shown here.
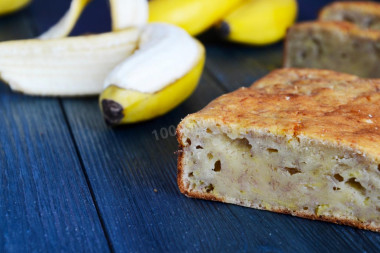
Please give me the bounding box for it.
[319,1,380,30]
[177,68,380,232]
[284,21,380,78]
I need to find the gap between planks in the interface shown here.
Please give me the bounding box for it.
[58,98,115,253]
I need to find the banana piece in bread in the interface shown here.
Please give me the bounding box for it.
[284,21,380,78]
[177,68,380,232]
[319,1,380,30]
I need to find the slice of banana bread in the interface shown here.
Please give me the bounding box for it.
[319,1,380,30]
[177,68,380,232]
[284,21,380,78]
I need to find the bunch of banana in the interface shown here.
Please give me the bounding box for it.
[148,0,243,36]
[147,0,297,45]
[0,0,31,16]
[0,0,204,125]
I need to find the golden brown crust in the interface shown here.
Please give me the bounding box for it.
[319,1,380,20]
[185,68,380,160]
[177,68,380,232]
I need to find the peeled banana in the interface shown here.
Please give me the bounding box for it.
[39,0,92,39]
[0,0,205,124]
[219,0,298,45]
[0,29,139,96]
[0,0,31,16]
[109,0,148,30]
[148,0,243,36]
[100,24,205,125]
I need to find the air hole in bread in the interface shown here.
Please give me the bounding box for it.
[213,160,221,172]
[186,138,191,146]
[303,207,308,210]
[207,153,213,160]
[343,15,355,23]
[364,18,374,28]
[284,167,301,175]
[188,172,193,177]
[345,177,366,195]
[267,148,278,153]
[311,38,322,55]
[300,50,307,60]
[206,128,212,133]
[234,138,252,149]
[333,186,341,191]
[334,173,344,182]
[377,164,380,172]
[196,145,203,149]
[206,184,214,193]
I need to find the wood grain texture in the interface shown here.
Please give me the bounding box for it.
[0,9,109,252]
[61,72,227,252]
[205,42,282,92]
[3,0,379,252]
[0,85,110,252]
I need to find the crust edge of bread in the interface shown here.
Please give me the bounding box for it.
[319,1,380,20]
[177,124,380,232]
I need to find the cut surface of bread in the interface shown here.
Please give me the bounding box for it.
[177,68,380,232]
[319,1,380,30]
[284,21,380,78]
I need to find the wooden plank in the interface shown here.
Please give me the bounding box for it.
[0,10,109,252]
[205,42,283,91]
[61,72,225,252]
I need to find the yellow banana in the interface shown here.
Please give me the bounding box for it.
[148,0,243,36]
[0,0,31,16]
[39,0,92,39]
[219,0,298,45]
[100,24,205,125]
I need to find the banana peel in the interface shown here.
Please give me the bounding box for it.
[148,0,243,36]
[219,0,298,45]
[0,0,31,16]
[39,0,92,39]
[0,29,139,96]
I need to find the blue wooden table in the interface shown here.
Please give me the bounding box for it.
[1,0,379,252]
